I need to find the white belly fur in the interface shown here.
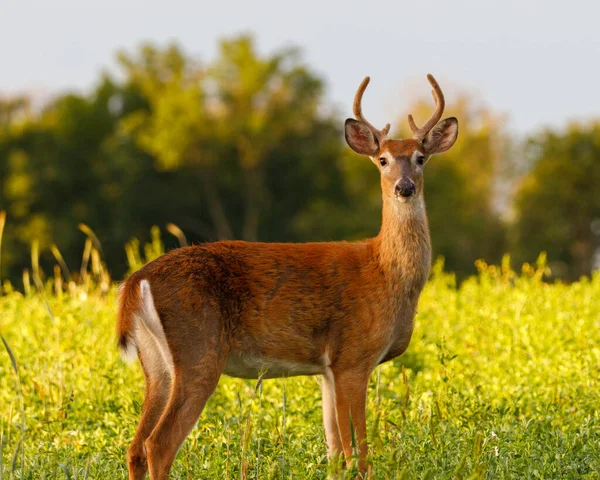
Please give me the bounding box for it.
[224,352,324,379]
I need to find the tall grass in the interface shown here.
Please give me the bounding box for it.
[0,211,5,295]
[0,225,599,478]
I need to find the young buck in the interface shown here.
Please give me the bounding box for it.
[117,74,458,479]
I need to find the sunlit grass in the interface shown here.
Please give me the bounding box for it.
[0,257,599,479]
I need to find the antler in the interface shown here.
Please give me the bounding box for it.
[407,74,445,141]
[353,76,391,144]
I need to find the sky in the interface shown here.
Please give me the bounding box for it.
[1,0,599,134]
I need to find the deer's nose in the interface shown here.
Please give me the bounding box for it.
[395,179,415,198]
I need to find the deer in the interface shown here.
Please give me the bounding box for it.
[117,74,458,479]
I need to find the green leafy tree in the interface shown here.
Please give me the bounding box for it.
[0,78,150,280]
[511,123,600,279]
[119,36,344,242]
[0,36,348,285]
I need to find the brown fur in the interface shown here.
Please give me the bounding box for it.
[117,75,458,479]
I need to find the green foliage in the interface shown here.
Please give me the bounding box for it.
[0,36,347,285]
[1,34,598,284]
[1,263,599,478]
[512,123,600,279]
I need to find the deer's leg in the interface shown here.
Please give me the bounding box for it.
[333,370,370,476]
[127,327,173,480]
[321,374,343,461]
[144,309,227,480]
[145,354,224,480]
[127,367,171,480]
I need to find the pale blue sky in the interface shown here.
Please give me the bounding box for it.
[1,0,598,133]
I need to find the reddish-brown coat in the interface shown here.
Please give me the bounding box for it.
[119,226,429,377]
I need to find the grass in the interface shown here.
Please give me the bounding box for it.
[0,257,600,479]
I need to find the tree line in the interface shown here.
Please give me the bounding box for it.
[0,35,598,285]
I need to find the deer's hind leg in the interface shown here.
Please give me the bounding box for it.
[127,316,174,480]
[144,307,228,480]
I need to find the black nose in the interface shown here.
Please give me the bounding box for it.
[395,179,415,198]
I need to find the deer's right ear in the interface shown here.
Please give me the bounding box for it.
[345,119,379,156]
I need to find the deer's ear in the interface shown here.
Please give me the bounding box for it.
[345,119,379,156]
[423,117,458,156]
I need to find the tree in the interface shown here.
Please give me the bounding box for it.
[0,36,349,285]
[0,77,152,280]
[119,36,336,242]
[511,124,600,279]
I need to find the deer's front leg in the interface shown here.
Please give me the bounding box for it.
[332,369,370,477]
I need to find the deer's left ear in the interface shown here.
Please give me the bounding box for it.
[423,117,458,156]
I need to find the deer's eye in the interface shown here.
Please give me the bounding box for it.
[416,155,425,166]
[379,157,387,166]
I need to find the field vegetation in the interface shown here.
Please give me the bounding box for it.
[1,234,599,479]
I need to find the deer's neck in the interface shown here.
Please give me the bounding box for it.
[375,195,432,300]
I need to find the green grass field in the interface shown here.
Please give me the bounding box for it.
[1,258,599,479]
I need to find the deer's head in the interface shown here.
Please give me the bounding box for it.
[345,74,458,203]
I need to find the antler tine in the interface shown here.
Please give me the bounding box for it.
[408,74,445,141]
[353,76,389,143]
